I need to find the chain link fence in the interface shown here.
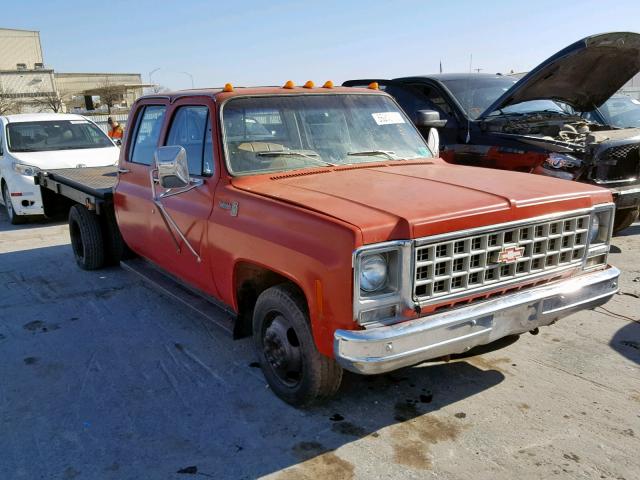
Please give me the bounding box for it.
[81,113,130,134]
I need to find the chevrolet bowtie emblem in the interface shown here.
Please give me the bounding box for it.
[496,246,525,263]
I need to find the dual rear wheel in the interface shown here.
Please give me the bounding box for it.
[68,204,132,270]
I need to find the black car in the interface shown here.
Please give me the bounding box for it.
[344,32,640,232]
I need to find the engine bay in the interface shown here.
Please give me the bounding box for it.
[483,113,619,150]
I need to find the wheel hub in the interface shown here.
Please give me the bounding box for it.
[262,315,302,385]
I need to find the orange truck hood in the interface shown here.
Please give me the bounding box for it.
[231,160,612,244]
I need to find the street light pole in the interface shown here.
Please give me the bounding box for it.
[180,71,195,89]
[148,68,161,91]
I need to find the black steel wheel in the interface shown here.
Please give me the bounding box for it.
[253,284,343,406]
[68,204,105,270]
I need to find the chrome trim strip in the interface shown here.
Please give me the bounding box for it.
[335,267,619,375]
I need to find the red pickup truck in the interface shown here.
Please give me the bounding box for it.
[36,83,620,405]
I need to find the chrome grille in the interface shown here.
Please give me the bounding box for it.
[413,214,590,301]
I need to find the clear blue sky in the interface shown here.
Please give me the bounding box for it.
[4,0,640,90]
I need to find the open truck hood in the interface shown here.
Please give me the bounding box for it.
[480,32,640,118]
[232,161,611,244]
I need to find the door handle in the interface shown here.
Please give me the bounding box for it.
[117,168,131,174]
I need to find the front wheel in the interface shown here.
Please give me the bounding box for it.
[253,284,343,406]
[2,183,26,225]
[613,207,639,233]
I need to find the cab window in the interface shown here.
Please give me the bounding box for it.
[165,106,213,176]
[129,105,166,165]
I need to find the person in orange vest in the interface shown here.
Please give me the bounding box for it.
[107,117,124,141]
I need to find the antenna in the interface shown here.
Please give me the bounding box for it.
[465,54,473,143]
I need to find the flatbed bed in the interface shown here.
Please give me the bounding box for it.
[35,166,118,214]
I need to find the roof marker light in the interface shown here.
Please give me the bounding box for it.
[223,83,234,92]
[368,82,379,90]
[322,80,334,89]
[303,80,314,88]
[283,80,295,89]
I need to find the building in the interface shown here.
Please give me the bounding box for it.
[0,27,144,114]
[56,72,144,112]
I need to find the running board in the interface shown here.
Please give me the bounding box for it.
[121,258,236,336]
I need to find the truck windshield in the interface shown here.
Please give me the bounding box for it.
[222,94,432,175]
[595,95,640,128]
[7,120,113,152]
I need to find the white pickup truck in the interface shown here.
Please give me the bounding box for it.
[0,113,120,224]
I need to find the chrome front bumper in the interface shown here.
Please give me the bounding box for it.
[334,267,620,374]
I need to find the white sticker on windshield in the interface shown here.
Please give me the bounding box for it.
[632,98,640,105]
[70,120,90,124]
[372,112,405,125]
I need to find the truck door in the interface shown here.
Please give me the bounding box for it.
[114,103,167,256]
[149,101,217,294]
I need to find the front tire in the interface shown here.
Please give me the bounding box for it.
[2,183,26,225]
[253,284,343,406]
[69,205,105,270]
[613,207,639,233]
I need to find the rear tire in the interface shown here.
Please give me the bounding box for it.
[253,284,343,406]
[69,205,105,270]
[2,183,26,225]
[613,207,639,233]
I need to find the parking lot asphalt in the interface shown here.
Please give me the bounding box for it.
[0,210,638,480]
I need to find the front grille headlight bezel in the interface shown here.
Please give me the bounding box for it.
[584,203,614,269]
[352,241,412,326]
[352,205,615,326]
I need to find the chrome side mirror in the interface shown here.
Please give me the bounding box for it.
[415,109,447,128]
[154,145,189,189]
[427,128,440,155]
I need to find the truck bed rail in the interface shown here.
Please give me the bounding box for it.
[35,166,118,214]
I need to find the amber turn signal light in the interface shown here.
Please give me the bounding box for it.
[223,83,234,92]
[283,80,295,89]
[368,82,379,90]
[303,80,314,89]
[322,80,334,88]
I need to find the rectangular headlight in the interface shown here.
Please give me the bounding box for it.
[353,241,411,326]
[588,208,614,246]
[585,204,614,269]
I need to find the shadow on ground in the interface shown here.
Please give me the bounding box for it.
[0,243,508,479]
[610,321,640,365]
[614,222,640,238]
[0,206,66,232]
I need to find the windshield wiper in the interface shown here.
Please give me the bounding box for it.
[256,150,336,166]
[346,150,396,160]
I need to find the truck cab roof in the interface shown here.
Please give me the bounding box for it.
[137,85,383,103]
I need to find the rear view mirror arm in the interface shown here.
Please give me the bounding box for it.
[149,168,202,263]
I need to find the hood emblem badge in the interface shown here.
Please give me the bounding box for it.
[496,246,525,264]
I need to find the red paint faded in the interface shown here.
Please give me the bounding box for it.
[113,86,613,358]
